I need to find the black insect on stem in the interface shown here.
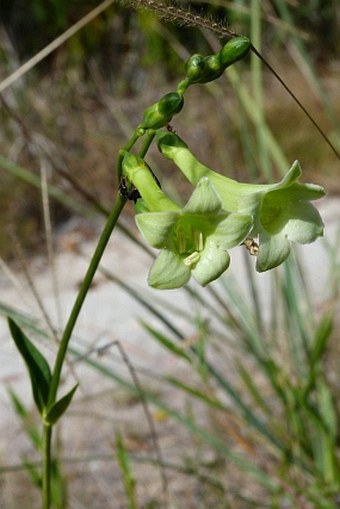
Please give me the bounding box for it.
[118,176,141,204]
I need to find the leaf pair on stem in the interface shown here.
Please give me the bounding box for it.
[8,318,77,425]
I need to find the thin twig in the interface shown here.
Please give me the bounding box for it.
[0,0,115,93]
[40,158,63,329]
[250,43,340,162]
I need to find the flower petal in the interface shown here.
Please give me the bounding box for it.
[280,182,325,201]
[183,177,222,215]
[213,212,253,248]
[260,190,325,238]
[136,211,178,248]
[256,232,291,272]
[192,240,230,286]
[274,160,301,188]
[148,250,191,289]
[282,202,324,244]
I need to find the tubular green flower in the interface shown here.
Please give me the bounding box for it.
[122,152,252,289]
[140,179,252,288]
[156,130,326,272]
[121,151,179,213]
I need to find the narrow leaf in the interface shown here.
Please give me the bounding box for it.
[8,317,52,413]
[7,388,42,449]
[44,384,78,425]
[310,312,333,365]
[23,459,42,488]
[141,321,192,363]
[115,431,138,509]
[237,361,271,415]
[165,376,225,410]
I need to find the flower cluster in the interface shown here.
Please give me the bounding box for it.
[122,152,252,289]
[119,34,325,290]
[121,135,325,289]
[157,131,325,273]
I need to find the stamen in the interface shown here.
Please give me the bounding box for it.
[197,231,204,251]
[177,228,186,254]
[183,251,200,266]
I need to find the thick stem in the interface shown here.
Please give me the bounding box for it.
[48,192,127,406]
[42,424,52,509]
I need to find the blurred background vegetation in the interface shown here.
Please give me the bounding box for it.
[0,0,339,259]
[1,2,340,508]
[0,0,340,256]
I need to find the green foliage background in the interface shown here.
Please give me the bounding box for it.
[0,2,340,508]
[0,0,338,258]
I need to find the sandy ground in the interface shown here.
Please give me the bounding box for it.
[0,197,339,507]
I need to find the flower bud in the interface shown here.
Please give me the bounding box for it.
[184,54,207,83]
[141,103,163,130]
[141,92,184,129]
[184,36,250,86]
[219,36,250,68]
[158,92,184,117]
[201,54,224,82]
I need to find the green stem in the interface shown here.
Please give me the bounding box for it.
[116,128,155,179]
[42,424,52,509]
[42,129,153,505]
[139,130,156,158]
[42,127,153,508]
[41,192,126,508]
[48,192,127,406]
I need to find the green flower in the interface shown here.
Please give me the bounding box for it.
[157,131,325,272]
[122,152,252,289]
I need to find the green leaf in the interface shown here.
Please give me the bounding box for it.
[23,458,42,488]
[44,384,78,425]
[165,376,225,410]
[236,362,271,415]
[7,317,52,413]
[310,312,333,365]
[141,321,192,363]
[115,431,138,509]
[7,388,42,449]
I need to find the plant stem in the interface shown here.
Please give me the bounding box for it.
[48,192,127,406]
[41,192,126,508]
[139,130,156,158]
[42,424,52,509]
[42,133,153,507]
